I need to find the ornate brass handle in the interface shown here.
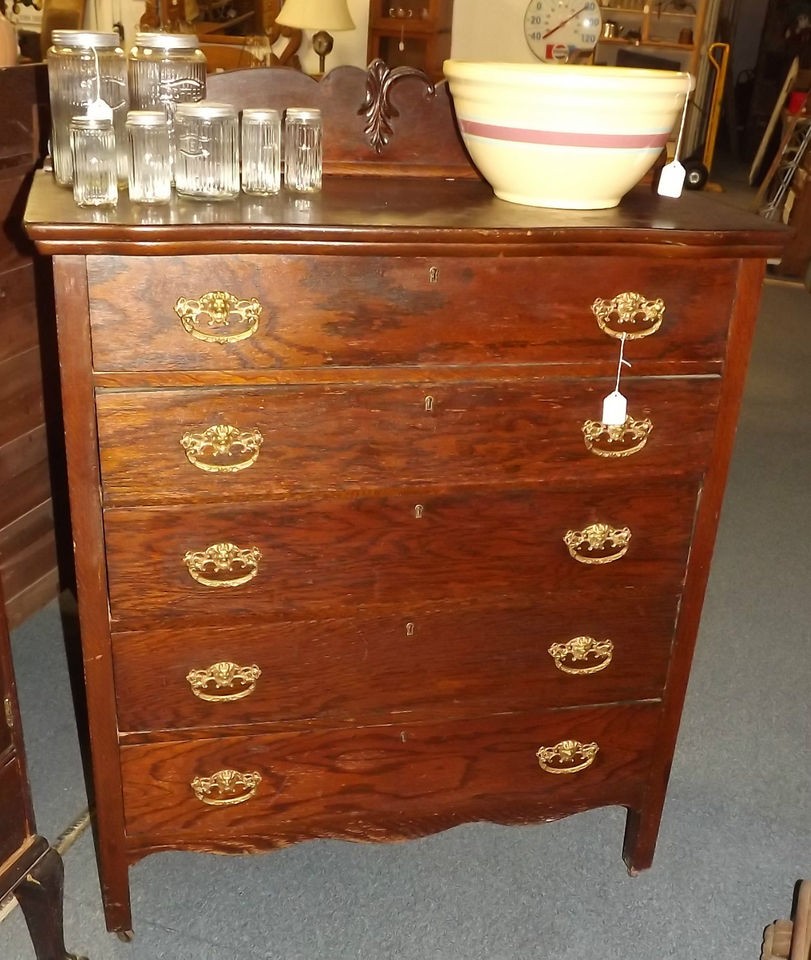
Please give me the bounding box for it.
[548,636,614,675]
[182,542,262,587]
[563,523,631,564]
[174,291,262,344]
[592,291,665,340]
[536,740,599,775]
[190,769,261,806]
[180,424,264,473]
[582,416,653,458]
[186,661,261,701]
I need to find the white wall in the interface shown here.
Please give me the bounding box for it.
[450,0,535,62]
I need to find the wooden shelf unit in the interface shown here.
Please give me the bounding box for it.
[597,0,709,77]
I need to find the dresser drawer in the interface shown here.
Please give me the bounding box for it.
[96,376,720,505]
[120,701,663,842]
[103,481,699,627]
[86,254,736,372]
[112,594,678,733]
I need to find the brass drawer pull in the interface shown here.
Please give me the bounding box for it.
[180,424,264,473]
[190,769,261,806]
[186,661,261,701]
[582,416,653,458]
[548,636,614,675]
[592,291,665,340]
[174,290,262,344]
[564,523,631,565]
[183,542,262,587]
[536,740,599,775]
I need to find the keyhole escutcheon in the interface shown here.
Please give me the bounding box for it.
[429,266,439,283]
[414,504,424,519]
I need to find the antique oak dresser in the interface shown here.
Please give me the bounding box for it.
[24,64,786,937]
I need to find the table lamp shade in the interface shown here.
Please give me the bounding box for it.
[275,0,356,32]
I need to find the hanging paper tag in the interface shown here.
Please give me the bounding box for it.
[657,160,686,198]
[86,98,114,122]
[602,390,627,426]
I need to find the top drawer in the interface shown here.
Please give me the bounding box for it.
[85,254,736,373]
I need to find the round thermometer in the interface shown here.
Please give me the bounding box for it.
[524,0,602,63]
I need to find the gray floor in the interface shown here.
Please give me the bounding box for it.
[3,194,811,958]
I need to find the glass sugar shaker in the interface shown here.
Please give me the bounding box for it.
[241,108,281,196]
[128,31,206,169]
[70,116,118,208]
[126,110,172,204]
[174,101,239,201]
[284,107,322,193]
[47,29,129,187]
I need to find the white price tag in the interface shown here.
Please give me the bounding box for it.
[657,160,686,199]
[602,390,627,426]
[86,98,114,122]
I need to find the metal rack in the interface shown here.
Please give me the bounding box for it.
[757,114,811,221]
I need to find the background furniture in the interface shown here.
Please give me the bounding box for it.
[0,63,64,630]
[761,880,811,960]
[597,0,710,77]
[0,581,85,960]
[366,0,453,81]
[24,62,785,939]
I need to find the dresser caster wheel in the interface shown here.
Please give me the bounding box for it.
[116,929,134,942]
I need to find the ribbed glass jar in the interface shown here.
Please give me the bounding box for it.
[284,107,322,193]
[174,101,239,200]
[70,116,118,207]
[241,108,281,196]
[47,30,129,187]
[126,110,172,204]
[128,32,206,166]
[129,32,206,109]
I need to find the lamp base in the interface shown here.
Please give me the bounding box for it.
[312,30,334,75]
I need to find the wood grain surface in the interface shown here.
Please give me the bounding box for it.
[111,592,678,735]
[96,377,720,505]
[120,702,663,844]
[86,254,735,372]
[103,481,700,627]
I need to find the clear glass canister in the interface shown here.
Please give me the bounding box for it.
[174,101,239,200]
[128,32,206,144]
[126,110,171,204]
[284,107,322,193]
[241,108,281,196]
[70,116,118,207]
[47,30,129,187]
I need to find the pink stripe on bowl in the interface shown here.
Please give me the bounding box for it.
[459,119,671,150]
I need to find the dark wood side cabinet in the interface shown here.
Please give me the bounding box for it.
[0,585,85,959]
[0,63,63,630]
[24,65,786,938]
[366,0,453,81]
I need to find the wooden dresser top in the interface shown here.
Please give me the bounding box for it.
[25,171,787,259]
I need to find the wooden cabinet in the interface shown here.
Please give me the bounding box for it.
[0,583,85,960]
[366,0,453,81]
[597,0,709,77]
[0,63,63,630]
[24,64,785,940]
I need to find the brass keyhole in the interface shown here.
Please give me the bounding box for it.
[429,266,439,283]
[414,504,424,519]
[424,395,434,412]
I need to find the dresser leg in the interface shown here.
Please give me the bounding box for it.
[15,846,87,960]
[622,804,663,875]
[100,870,134,938]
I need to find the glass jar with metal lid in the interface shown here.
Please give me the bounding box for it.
[128,32,206,115]
[174,101,239,200]
[47,29,129,187]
